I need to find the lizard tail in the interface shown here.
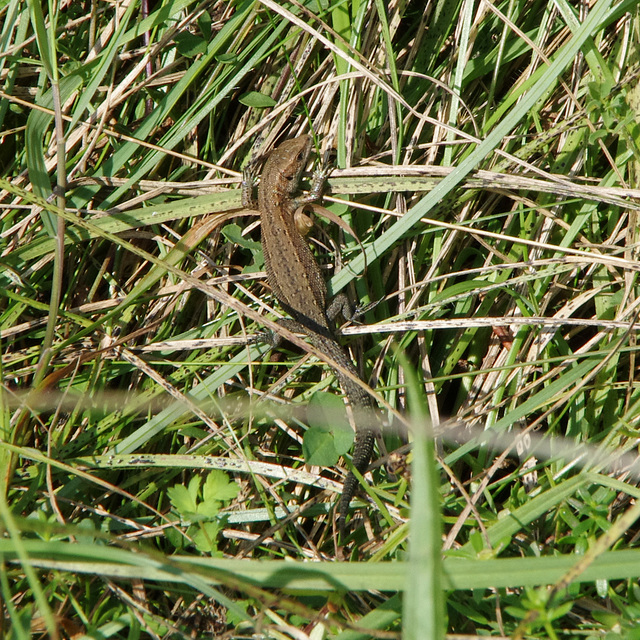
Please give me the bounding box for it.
[337,428,376,537]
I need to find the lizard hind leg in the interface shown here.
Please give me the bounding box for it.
[326,293,353,323]
[326,293,381,324]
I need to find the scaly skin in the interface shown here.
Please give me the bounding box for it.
[251,135,377,537]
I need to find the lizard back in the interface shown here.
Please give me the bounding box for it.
[256,135,377,537]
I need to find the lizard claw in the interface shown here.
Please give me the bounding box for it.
[250,329,281,347]
[352,298,383,319]
[241,162,260,209]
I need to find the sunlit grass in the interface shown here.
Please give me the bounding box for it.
[2,0,640,637]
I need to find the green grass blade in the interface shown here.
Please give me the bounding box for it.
[331,0,614,292]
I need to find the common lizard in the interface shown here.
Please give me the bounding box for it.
[244,134,377,536]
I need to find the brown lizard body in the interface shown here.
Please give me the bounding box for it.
[247,135,376,536]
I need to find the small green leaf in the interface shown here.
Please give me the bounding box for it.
[303,393,354,466]
[197,500,221,518]
[165,526,184,550]
[202,470,239,504]
[303,427,339,466]
[308,392,353,453]
[239,92,277,108]
[222,223,261,252]
[245,254,265,273]
[173,31,207,57]
[192,521,220,553]
[187,475,202,501]
[197,11,212,39]
[216,53,237,64]
[167,484,197,515]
